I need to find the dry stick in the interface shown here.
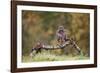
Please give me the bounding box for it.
[31,38,81,56]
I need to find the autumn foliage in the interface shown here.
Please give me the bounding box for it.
[22,10,90,57]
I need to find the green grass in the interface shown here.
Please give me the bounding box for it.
[22,50,89,62]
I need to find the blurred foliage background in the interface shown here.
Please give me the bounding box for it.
[22,10,90,57]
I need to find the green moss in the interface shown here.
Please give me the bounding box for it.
[22,50,89,62]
